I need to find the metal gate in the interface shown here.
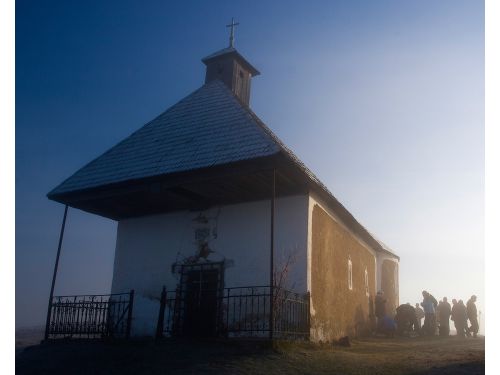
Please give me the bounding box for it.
[45,290,134,339]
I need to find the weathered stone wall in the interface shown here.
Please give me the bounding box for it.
[381,259,399,316]
[310,204,376,342]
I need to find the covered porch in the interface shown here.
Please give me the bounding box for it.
[45,157,311,341]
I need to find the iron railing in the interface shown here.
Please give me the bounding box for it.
[46,290,134,339]
[273,287,311,338]
[223,286,272,337]
[156,286,309,339]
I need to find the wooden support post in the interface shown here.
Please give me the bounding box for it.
[269,169,275,340]
[156,286,167,339]
[44,205,69,341]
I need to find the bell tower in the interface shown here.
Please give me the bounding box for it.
[202,19,260,106]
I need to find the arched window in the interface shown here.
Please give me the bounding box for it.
[348,257,353,290]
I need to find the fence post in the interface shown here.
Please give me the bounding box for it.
[126,290,134,339]
[156,286,167,339]
[105,296,114,338]
[226,288,230,338]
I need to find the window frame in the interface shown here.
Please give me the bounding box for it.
[347,256,353,290]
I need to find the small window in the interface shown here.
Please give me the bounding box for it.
[348,257,353,290]
[364,267,369,296]
[239,70,244,78]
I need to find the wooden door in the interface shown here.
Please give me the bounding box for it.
[182,265,222,337]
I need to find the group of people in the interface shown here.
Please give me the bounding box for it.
[374,290,479,338]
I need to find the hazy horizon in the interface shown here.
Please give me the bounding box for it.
[16,1,484,333]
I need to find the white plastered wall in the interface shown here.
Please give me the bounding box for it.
[111,195,309,336]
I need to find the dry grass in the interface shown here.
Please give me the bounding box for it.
[16,335,484,375]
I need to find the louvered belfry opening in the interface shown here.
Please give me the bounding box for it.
[202,47,260,107]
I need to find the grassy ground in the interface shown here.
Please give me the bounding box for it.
[16,335,484,375]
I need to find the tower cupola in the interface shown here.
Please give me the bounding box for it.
[201,19,260,106]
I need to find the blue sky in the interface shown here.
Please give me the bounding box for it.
[16,0,484,330]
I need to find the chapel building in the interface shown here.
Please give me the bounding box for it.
[48,36,399,342]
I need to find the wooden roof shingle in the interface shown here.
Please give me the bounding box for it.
[49,80,279,196]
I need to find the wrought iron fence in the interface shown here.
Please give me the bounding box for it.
[156,288,181,338]
[223,286,272,337]
[157,286,309,340]
[273,288,310,339]
[46,290,134,339]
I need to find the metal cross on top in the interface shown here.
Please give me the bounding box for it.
[226,18,239,48]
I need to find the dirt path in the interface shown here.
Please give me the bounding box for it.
[16,336,484,375]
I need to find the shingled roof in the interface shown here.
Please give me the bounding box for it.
[49,80,280,196]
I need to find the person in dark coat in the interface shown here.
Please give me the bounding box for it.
[436,300,442,330]
[395,303,419,335]
[438,297,452,336]
[421,291,437,336]
[375,291,386,333]
[466,295,479,338]
[452,299,468,337]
